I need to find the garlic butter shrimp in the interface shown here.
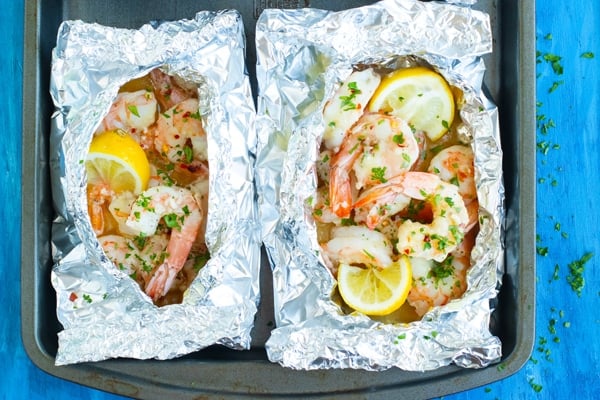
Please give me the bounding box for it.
[98,234,140,277]
[150,68,197,110]
[99,233,169,288]
[328,112,419,218]
[125,185,203,301]
[87,183,114,235]
[311,186,343,225]
[394,172,469,262]
[406,255,468,317]
[322,225,394,276]
[153,98,207,170]
[406,227,475,316]
[428,145,476,204]
[353,174,414,230]
[322,68,381,152]
[107,191,137,236]
[355,172,468,261]
[187,174,210,251]
[96,90,158,149]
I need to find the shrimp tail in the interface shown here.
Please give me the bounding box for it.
[145,261,178,301]
[329,166,353,218]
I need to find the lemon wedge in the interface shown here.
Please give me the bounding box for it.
[86,129,150,194]
[337,256,412,316]
[368,67,455,141]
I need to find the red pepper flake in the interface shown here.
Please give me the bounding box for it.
[182,111,191,118]
[69,292,78,302]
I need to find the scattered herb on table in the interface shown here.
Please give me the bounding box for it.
[566,252,593,296]
[529,378,543,393]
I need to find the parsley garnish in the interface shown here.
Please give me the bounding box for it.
[339,81,362,111]
[566,252,593,296]
[164,213,181,230]
[127,104,140,117]
[392,134,405,145]
[371,167,388,183]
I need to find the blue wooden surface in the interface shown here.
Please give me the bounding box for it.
[2,0,599,398]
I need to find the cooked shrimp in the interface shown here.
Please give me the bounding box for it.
[87,183,114,235]
[355,172,468,261]
[96,90,157,149]
[322,68,381,152]
[394,172,469,262]
[428,145,476,204]
[99,233,169,288]
[322,225,394,276]
[406,255,468,317]
[149,68,197,110]
[311,186,342,225]
[316,149,333,184]
[125,185,203,301]
[406,227,475,316]
[153,98,207,169]
[98,234,140,277]
[187,174,209,251]
[328,112,419,218]
[107,191,137,236]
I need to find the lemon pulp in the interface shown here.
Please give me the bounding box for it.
[86,129,150,194]
[337,256,412,316]
[368,67,455,141]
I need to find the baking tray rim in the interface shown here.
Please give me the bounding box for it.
[20,0,536,398]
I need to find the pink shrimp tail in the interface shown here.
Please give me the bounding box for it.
[329,166,353,218]
[145,229,197,301]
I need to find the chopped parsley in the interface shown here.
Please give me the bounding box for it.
[566,252,593,296]
[127,104,140,117]
[339,81,362,111]
[392,133,405,145]
[370,167,388,183]
[163,213,182,230]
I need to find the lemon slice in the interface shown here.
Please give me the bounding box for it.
[368,67,455,141]
[337,256,412,316]
[86,129,150,194]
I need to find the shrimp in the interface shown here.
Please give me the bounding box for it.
[107,191,138,236]
[187,174,210,251]
[311,186,343,225]
[322,225,394,276]
[149,68,197,110]
[98,234,140,276]
[406,227,475,316]
[394,172,469,261]
[322,68,381,152]
[87,183,114,235]
[96,90,158,149]
[125,185,203,301]
[99,234,169,288]
[328,112,419,218]
[153,98,207,170]
[354,172,468,261]
[428,145,477,205]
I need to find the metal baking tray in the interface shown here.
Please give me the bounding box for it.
[21,0,536,398]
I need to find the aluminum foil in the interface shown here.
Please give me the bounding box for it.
[49,10,260,365]
[255,0,504,371]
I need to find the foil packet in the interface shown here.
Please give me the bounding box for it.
[49,10,260,365]
[255,0,504,371]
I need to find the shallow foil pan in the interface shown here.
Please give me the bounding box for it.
[21,0,536,398]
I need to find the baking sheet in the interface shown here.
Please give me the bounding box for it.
[21,0,536,398]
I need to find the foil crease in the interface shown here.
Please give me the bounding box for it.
[49,11,260,365]
[255,0,503,371]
